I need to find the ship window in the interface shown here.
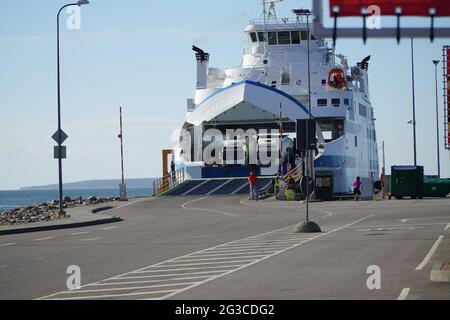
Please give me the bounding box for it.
[332,99,340,107]
[359,103,368,117]
[250,32,257,43]
[291,31,300,44]
[300,30,309,41]
[349,104,355,121]
[317,99,327,107]
[281,71,290,85]
[355,136,358,147]
[257,32,266,42]
[268,32,277,45]
[271,81,277,88]
[344,98,350,106]
[278,31,291,45]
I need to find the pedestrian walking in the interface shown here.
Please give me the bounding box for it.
[248,171,258,201]
[353,176,362,201]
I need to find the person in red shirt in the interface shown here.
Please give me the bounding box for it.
[248,171,258,201]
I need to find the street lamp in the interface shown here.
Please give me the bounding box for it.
[55,0,89,215]
[433,60,441,178]
[292,9,320,233]
[410,38,418,166]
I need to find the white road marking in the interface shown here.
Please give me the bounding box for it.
[206,179,233,196]
[317,209,333,218]
[70,232,90,236]
[415,235,445,271]
[115,197,153,210]
[80,237,102,242]
[182,180,210,196]
[126,270,230,278]
[131,266,242,275]
[32,237,55,242]
[45,290,177,300]
[397,288,410,300]
[87,276,212,287]
[0,243,16,247]
[100,226,116,231]
[400,219,411,223]
[159,216,373,300]
[157,260,255,268]
[173,255,267,263]
[0,265,8,269]
[34,257,45,261]
[61,282,197,294]
[38,216,372,300]
[189,251,278,258]
[181,197,235,217]
[445,222,450,231]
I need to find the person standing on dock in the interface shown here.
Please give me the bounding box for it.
[248,171,258,201]
[353,176,362,201]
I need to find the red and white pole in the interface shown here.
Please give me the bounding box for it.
[119,107,127,201]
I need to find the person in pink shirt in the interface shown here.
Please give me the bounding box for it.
[352,176,362,201]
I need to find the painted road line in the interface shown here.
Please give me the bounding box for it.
[32,237,55,242]
[415,235,445,271]
[47,290,177,301]
[397,288,411,300]
[445,222,450,231]
[0,243,16,247]
[80,237,102,242]
[206,179,233,196]
[70,231,90,236]
[173,255,267,263]
[39,217,372,300]
[60,282,198,294]
[159,216,374,300]
[119,270,231,278]
[88,276,214,287]
[189,251,279,258]
[157,260,256,268]
[181,197,235,217]
[115,197,154,210]
[100,226,116,231]
[182,181,210,196]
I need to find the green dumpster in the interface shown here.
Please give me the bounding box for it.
[423,178,450,198]
[391,166,424,199]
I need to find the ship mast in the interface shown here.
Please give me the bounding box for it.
[261,0,283,85]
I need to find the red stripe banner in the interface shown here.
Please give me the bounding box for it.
[329,0,450,17]
[447,48,450,146]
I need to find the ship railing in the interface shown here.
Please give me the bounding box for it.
[284,163,304,183]
[153,168,186,196]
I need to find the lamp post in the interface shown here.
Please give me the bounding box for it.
[293,8,321,233]
[411,38,418,166]
[433,60,441,178]
[55,0,89,215]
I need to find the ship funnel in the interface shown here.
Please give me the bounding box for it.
[193,46,210,89]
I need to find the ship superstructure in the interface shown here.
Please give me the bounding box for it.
[174,2,379,194]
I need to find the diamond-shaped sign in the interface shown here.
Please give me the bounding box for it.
[52,129,68,145]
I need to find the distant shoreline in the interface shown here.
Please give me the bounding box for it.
[17,178,157,191]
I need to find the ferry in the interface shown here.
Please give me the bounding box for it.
[165,1,379,196]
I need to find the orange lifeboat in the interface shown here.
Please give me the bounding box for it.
[327,68,346,90]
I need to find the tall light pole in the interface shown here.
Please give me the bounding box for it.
[293,8,320,233]
[433,60,441,178]
[411,38,418,166]
[55,0,89,215]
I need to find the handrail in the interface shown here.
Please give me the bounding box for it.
[153,168,186,196]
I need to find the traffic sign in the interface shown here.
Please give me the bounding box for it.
[52,129,68,145]
[54,146,67,159]
[300,176,315,197]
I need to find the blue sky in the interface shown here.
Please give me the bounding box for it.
[0,0,449,190]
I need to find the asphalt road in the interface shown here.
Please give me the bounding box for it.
[0,196,449,300]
